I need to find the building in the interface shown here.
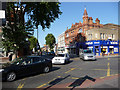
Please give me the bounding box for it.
[85,27,119,56]
[41,44,50,52]
[65,8,103,55]
[58,32,65,53]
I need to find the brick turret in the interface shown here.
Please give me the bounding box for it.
[83,8,89,33]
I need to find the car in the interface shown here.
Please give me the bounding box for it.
[52,53,70,64]
[0,56,52,82]
[79,49,96,61]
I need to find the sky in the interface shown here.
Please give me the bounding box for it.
[27,2,118,47]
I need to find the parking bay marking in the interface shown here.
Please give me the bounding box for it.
[65,68,76,73]
[36,77,59,88]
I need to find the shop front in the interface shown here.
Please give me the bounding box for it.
[65,44,76,56]
[86,40,119,56]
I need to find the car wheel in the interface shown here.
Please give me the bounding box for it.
[7,72,16,82]
[44,66,50,73]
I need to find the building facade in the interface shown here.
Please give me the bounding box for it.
[58,32,66,53]
[65,8,103,55]
[85,27,119,56]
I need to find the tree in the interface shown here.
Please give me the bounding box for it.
[2,2,30,57]
[28,36,39,52]
[24,2,62,29]
[45,34,56,51]
[2,2,61,57]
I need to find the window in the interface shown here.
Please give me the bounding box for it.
[100,33,105,39]
[66,33,69,37]
[88,34,92,40]
[95,33,98,38]
[79,28,82,33]
[100,33,102,39]
[33,57,41,63]
[103,33,105,39]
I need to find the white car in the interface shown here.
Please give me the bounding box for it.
[80,49,96,61]
[52,53,70,64]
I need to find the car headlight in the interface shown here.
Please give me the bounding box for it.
[0,69,4,72]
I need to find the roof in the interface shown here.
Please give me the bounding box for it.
[83,8,88,16]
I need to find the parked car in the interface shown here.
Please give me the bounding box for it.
[47,51,55,56]
[0,56,52,82]
[52,53,70,64]
[79,49,96,61]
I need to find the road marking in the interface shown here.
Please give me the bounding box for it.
[57,76,61,78]
[71,77,79,79]
[108,58,110,60]
[65,68,76,73]
[93,69,107,71]
[47,78,57,83]
[36,83,47,88]
[107,62,110,76]
[17,83,24,90]
[37,77,59,88]
[100,74,118,79]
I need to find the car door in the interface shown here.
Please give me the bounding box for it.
[17,58,33,75]
[32,57,45,73]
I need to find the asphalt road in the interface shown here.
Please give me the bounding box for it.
[1,56,120,89]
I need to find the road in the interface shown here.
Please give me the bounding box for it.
[1,56,120,89]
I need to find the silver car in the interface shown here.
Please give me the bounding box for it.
[80,49,96,61]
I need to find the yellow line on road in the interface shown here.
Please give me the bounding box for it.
[93,69,107,71]
[100,74,118,79]
[37,77,60,88]
[108,58,110,60]
[17,83,24,90]
[107,62,110,76]
[71,77,79,79]
[36,83,47,88]
[65,68,76,73]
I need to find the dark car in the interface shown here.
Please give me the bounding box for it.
[0,56,52,82]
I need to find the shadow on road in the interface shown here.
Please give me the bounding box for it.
[44,75,70,90]
[50,67,60,72]
[69,75,96,90]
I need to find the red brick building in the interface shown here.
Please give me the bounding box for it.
[65,8,103,55]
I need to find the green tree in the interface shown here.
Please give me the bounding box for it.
[45,34,56,51]
[28,36,39,52]
[2,2,29,57]
[2,2,61,56]
[24,2,62,29]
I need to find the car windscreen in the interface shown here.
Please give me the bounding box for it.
[83,50,92,53]
[56,54,65,57]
